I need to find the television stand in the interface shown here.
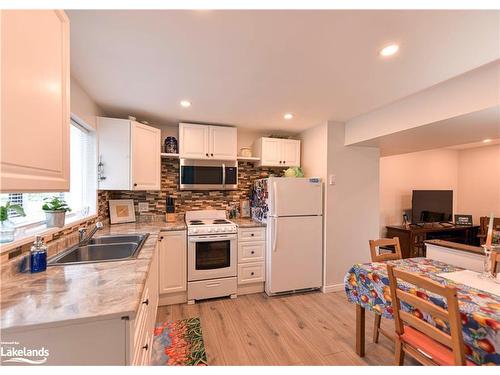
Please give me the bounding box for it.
[386,223,480,258]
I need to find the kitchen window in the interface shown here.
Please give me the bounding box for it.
[0,117,97,228]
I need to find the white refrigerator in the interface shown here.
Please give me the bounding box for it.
[252,177,323,295]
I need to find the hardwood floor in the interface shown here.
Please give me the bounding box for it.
[156,291,419,365]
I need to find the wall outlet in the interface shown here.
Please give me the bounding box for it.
[138,202,149,212]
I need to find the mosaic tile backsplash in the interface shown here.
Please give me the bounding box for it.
[98,159,285,220]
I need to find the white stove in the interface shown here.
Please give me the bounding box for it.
[185,210,238,304]
[185,210,237,236]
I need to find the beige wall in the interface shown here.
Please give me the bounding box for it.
[458,144,500,223]
[380,149,459,232]
[380,144,500,231]
[300,121,380,288]
[70,76,103,129]
[300,122,328,180]
[326,121,379,286]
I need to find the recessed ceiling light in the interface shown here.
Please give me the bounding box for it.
[380,44,399,57]
[180,100,191,108]
[482,139,492,143]
[284,113,293,120]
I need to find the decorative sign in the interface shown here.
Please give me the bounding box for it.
[454,214,473,226]
[109,199,136,224]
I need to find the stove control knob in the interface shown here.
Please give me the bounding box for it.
[207,227,213,233]
[191,228,197,234]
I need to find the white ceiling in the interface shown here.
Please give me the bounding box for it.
[358,106,500,156]
[68,10,500,132]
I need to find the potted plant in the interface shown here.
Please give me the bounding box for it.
[0,202,26,243]
[42,196,71,228]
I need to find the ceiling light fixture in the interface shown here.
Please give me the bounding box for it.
[180,100,191,108]
[379,44,399,57]
[284,113,293,120]
[482,139,492,143]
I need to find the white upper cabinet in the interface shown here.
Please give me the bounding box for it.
[98,117,161,190]
[1,10,70,192]
[209,126,237,159]
[179,123,237,160]
[259,138,282,166]
[178,123,209,159]
[253,137,301,167]
[281,139,301,167]
[131,122,161,190]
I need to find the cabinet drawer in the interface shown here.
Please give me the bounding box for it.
[238,241,265,263]
[238,227,265,242]
[188,277,237,300]
[238,262,265,284]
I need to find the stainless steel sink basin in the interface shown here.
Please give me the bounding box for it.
[48,233,149,265]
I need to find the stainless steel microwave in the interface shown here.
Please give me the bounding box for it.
[179,159,238,191]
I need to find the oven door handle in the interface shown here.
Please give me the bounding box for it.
[189,235,237,242]
[222,163,226,189]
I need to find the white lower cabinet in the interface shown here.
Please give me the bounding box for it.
[158,230,188,306]
[237,227,266,295]
[130,242,159,365]
[2,240,160,365]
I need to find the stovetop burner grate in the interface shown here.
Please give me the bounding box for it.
[189,221,205,225]
[213,219,231,224]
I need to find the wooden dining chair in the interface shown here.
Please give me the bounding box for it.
[386,264,474,366]
[491,251,500,276]
[368,237,402,344]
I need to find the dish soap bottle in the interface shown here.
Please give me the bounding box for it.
[30,235,47,273]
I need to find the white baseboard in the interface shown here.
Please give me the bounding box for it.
[321,284,345,293]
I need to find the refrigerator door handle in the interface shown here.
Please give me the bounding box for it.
[273,181,278,216]
[272,217,278,252]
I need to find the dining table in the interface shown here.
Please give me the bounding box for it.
[344,257,500,365]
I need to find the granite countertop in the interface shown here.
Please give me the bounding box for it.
[0,221,177,333]
[233,218,266,228]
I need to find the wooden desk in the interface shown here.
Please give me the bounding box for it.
[386,224,480,258]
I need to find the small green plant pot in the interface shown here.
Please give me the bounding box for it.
[45,210,66,228]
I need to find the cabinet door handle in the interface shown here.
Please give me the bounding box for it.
[211,153,214,157]
[250,272,255,276]
[250,233,254,237]
[206,153,209,157]
[134,183,138,187]
[279,161,282,164]
[142,344,149,351]
[251,250,255,254]
[159,236,164,241]
[142,298,149,306]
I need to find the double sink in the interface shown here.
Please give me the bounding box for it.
[48,234,149,265]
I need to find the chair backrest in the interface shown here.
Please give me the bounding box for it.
[386,264,466,365]
[492,251,500,276]
[369,237,402,262]
[479,217,500,241]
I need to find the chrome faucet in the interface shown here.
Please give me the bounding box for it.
[78,222,103,245]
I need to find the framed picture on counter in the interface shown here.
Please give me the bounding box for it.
[454,214,473,226]
[109,199,136,224]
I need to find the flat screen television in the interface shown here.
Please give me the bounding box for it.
[411,190,453,223]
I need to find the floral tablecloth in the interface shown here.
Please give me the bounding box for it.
[344,258,500,365]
